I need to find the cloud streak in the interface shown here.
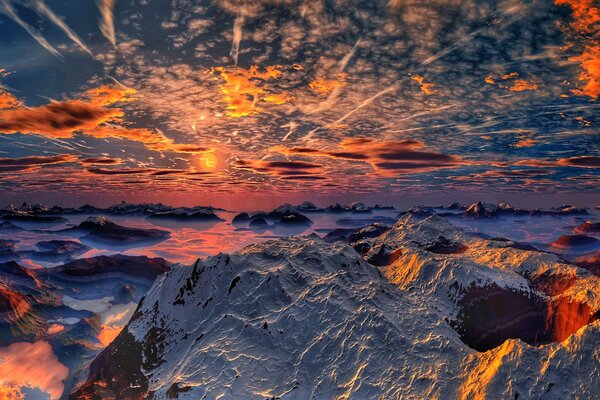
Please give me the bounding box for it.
[272,138,473,176]
[97,0,117,47]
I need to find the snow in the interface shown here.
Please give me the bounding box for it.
[82,214,600,399]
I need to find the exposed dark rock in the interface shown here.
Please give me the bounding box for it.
[22,240,90,263]
[423,236,468,254]
[451,283,599,352]
[0,221,23,231]
[60,217,170,245]
[551,235,599,249]
[147,210,224,221]
[69,328,148,400]
[232,212,251,224]
[1,214,67,223]
[0,240,20,262]
[574,221,600,234]
[249,217,269,230]
[41,254,171,280]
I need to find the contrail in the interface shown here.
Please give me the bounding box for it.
[301,85,398,142]
[97,0,117,47]
[231,15,244,65]
[338,38,361,72]
[0,0,61,58]
[29,0,92,56]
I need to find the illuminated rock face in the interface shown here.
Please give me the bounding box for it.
[356,214,600,351]
[452,283,599,351]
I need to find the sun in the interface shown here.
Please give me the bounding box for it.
[198,153,218,171]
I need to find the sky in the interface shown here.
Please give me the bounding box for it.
[0,0,598,208]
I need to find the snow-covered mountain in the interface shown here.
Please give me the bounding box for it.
[72,215,600,400]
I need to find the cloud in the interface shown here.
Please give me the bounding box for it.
[233,159,324,179]
[0,85,211,154]
[412,75,436,95]
[0,340,69,400]
[555,0,600,99]
[86,167,153,175]
[309,74,347,96]
[557,156,600,167]
[0,154,77,172]
[0,154,76,166]
[28,0,92,56]
[86,167,192,175]
[97,0,117,47]
[79,157,122,165]
[271,138,473,176]
[0,99,121,138]
[0,0,63,57]
[485,72,538,92]
[0,0,92,58]
[213,65,290,117]
[0,86,22,110]
[568,46,600,99]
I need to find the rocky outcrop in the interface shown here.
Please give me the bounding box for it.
[551,234,599,250]
[58,217,170,246]
[358,214,600,352]
[72,231,600,399]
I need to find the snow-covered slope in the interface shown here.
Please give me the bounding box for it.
[72,217,600,400]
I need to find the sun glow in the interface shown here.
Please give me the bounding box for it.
[197,153,218,171]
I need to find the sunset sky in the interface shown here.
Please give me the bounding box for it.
[0,0,598,208]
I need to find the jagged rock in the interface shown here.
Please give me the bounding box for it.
[574,221,600,234]
[72,230,600,400]
[59,217,170,245]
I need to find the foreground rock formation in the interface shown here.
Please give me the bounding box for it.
[72,215,600,399]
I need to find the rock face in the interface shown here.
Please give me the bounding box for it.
[0,254,172,396]
[357,214,600,351]
[574,221,600,234]
[22,240,90,263]
[232,205,312,232]
[72,220,600,400]
[146,210,223,221]
[61,217,170,246]
[551,234,599,250]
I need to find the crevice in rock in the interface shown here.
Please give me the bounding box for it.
[451,283,599,352]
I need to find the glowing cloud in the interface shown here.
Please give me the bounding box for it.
[0,85,211,154]
[233,159,324,179]
[309,74,347,96]
[555,0,600,99]
[0,341,69,400]
[485,72,538,92]
[271,138,472,176]
[412,75,436,95]
[213,66,289,117]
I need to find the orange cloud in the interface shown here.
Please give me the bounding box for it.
[79,157,122,165]
[486,72,538,92]
[0,85,211,153]
[233,159,324,179]
[568,46,600,99]
[412,75,436,94]
[213,65,290,117]
[0,341,69,400]
[514,138,537,148]
[97,325,122,347]
[555,0,600,99]
[309,73,347,95]
[557,156,600,167]
[509,79,539,92]
[555,0,600,34]
[0,90,22,110]
[271,138,473,176]
[0,154,77,173]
